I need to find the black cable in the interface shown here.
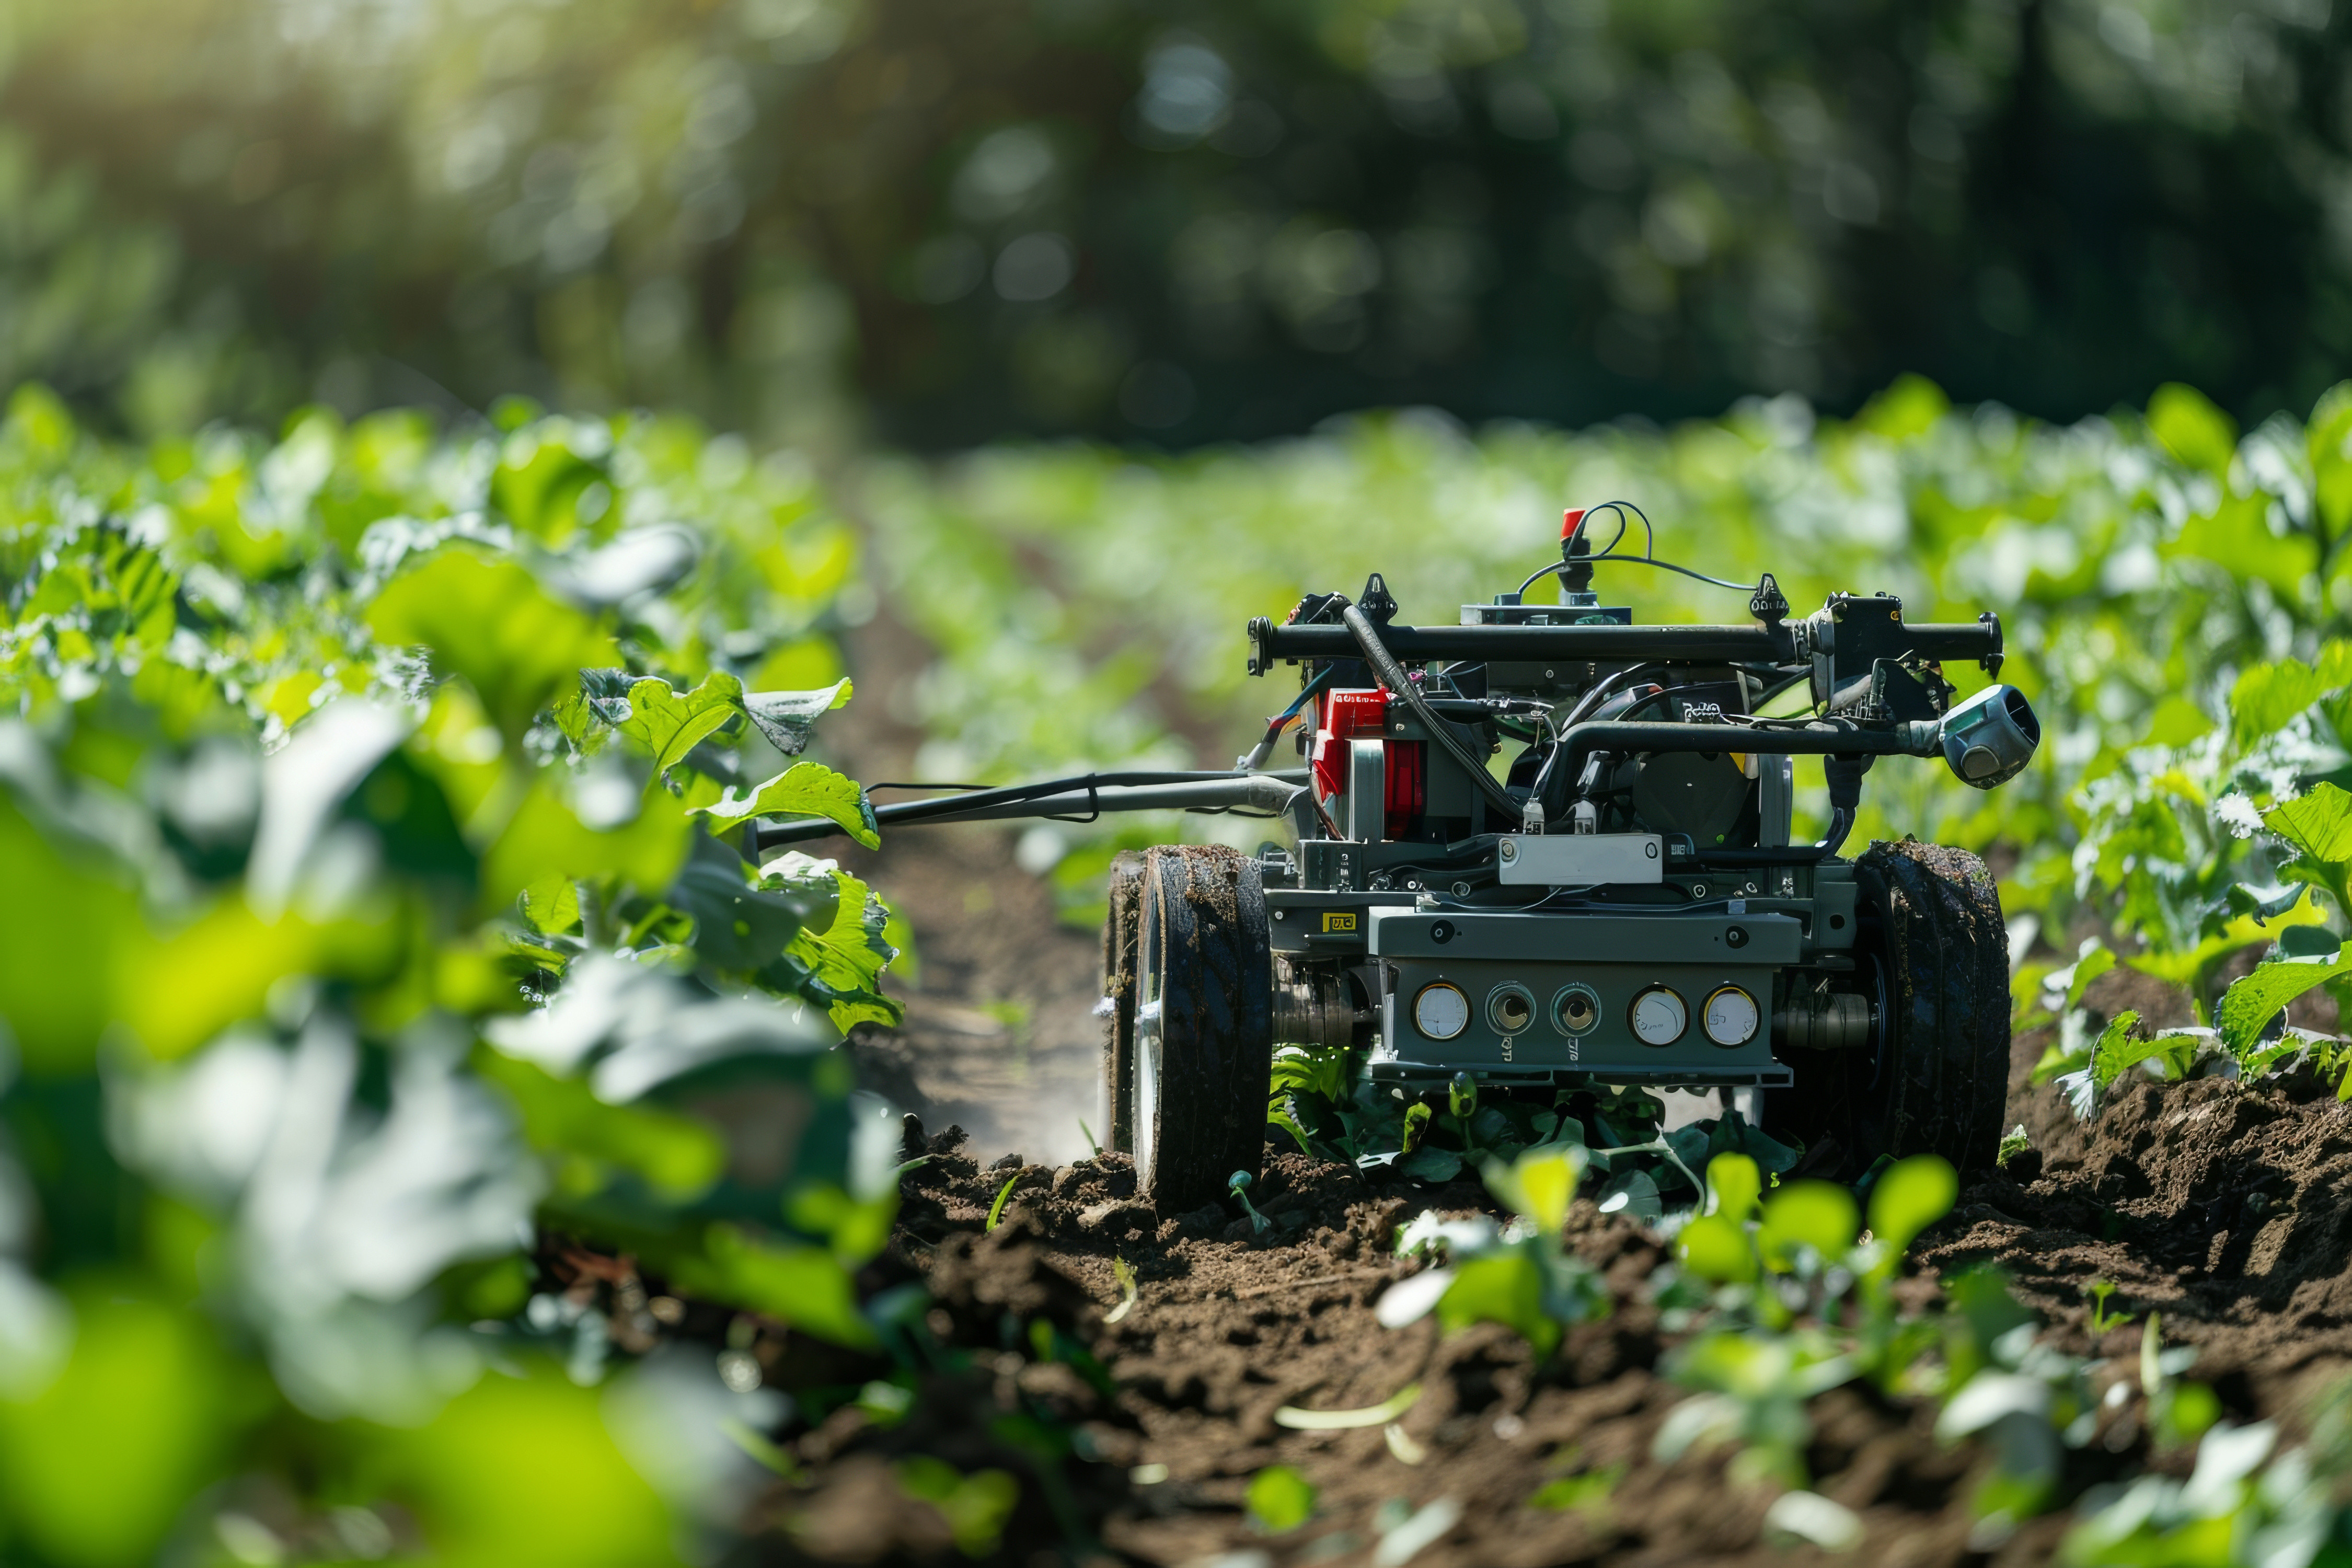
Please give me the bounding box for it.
[1339,599,1526,825]
[1523,498,1758,596]
[1518,552,1758,596]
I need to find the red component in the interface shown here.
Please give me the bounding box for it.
[1310,689,1387,805]
[1561,506,1587,540]
[1384,740,1426,839]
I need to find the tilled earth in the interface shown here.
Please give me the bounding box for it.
[781,831,2352,1565]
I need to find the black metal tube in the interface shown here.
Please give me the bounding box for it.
[1250,617,2001,668]
[752,770,1311,849]
[1557,720,1939,780]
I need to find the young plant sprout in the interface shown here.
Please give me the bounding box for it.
[1229,1170,1270,1235]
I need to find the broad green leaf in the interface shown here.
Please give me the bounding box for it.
[2140,696,2212,748]
[2148,382,2238,474]
[128,897,399,1061]
[1436,1251,1559,1357]
[2230,659,2328,752]
[1867,1156,1958,1259]
[521,875,581,935]
[2125,891,2326,989]
[2266,786,2352,912]
[1593,1166,1663,1219]
[0,796,146,1074]
[2169,494,2313,600]
[741,678,852,757]
[474,1048,726,1201]
[372,1360,679,1567]
[771,861,899,1030]
[490,430,607,547]
[1396,1145,1464,1184]
[614,672,744,779]
[1758,1181,1859,1270]
[2217,950,2345,1054]
[367,549,615,741]
[1246,1466,1318,1534]
[668,833,833,972]
[0,1293,228,1568]
[663,1223,874,1348]
[1704,1152,1762,1223]
[698,760,879,849]
[1483,1144,1582,1233]
[479,777,692,909]
[2060,941,2117,1011]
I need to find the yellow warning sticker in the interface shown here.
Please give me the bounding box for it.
[1322,912,1357,933]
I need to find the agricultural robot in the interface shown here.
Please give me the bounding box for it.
[759,504,2039,1209]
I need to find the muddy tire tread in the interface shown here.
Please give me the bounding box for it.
[1101,850,1146,1154]
[1859,838,2010,1170]
[1139,844,1273,1212]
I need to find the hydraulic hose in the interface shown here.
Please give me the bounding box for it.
[1340,600,1526,825]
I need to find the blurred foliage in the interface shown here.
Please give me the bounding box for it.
[864,375,2352,938]
[3,0,2350,446]
[0,384,973,1563]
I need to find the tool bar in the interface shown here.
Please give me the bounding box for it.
[1247,616,2001,671]
[753,770,1310,848]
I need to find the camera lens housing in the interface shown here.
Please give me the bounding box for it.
[1940,684,2040,789]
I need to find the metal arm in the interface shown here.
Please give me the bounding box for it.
[752,770,1311,850]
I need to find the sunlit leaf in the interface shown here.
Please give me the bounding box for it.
[367,548,615,741]
[1866,1156,1958,1261]
[700,760,879,848]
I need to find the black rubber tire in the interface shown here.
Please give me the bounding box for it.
[1132,844,1274,1212]
[1099,850,1146,1155]
[1770,840,2010,1175]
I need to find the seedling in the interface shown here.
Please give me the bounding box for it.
[1104,1257,1139,1324]
[2085,1279,2137,1334]
[1229,1170,1270,1235]
[985,1171,1021,1232]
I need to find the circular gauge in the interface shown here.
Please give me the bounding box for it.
[1703,986,1760,1046]
[1487,984,1535,1035]
[1414,982,1470,1041]
[1552,984,1601,1036]
[1629,986,1687,1046]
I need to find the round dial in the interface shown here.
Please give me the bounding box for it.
[1414,983,1470,1041]
[1629,987,1687,1046]
[1553,985,1600,1035]
[1703,986,1760,1046]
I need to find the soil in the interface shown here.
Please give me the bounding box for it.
[744,827,2352,1567]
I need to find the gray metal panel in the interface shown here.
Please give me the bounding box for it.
[1374,955,1782,1077]
[1496,833,1663,885]
[1368,908,1802,964]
